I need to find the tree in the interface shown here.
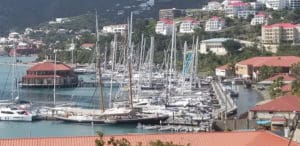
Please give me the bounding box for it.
[95,132,188,146]
[222,40,241,56]
[258,65,276,81]
[291,63,300,78]
[292,78,300,97]
[268,76,284,99]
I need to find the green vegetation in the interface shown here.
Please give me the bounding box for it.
[95,132,187,146]
[268,76,284,99]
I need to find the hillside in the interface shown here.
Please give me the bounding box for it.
[0,0,208,35]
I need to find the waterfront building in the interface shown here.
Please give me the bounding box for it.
[179,17,199,34]
[21,60,78,88]
[250,12,268,26]
[205,16,225,32]
[155,18,174,35]
[0,131,299,146]
[235,56,300,79]
[225,1,255,19]
[102,24,128,34]
[159,8,185,20]
[249,95,300,120]
[261,23,300,44]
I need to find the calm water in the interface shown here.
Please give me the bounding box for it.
[0,56,263,138]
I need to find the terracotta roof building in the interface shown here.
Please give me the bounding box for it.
[258,74,296,85]
[235,56,300,79]
[249,95,300,120]
[21,60,78,88]
[215,64,229,77]
[262,22,300,44]
[155,18,174,35]
[0,131,299,146]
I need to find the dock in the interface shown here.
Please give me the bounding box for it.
[211,81,237,118]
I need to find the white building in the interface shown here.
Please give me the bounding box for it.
[265,0,287,10]
[225,1,255,19]
[203,1,223,11]
[251,12,268,25]
[155,18,174,35]
[200,38,231,55]
[102,24,128,34]
[215,64,229,77]
[179,17,199,34]
[205,16,225,32]
[288,0,300,9]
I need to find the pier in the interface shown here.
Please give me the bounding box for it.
[211,81,237,118]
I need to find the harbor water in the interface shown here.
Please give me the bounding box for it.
[0,56,263,138]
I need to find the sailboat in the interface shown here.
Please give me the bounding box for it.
[0,48,36,122]
[102,12,169,125]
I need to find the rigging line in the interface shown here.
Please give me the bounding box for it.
[88,86,99,109]
[0,63,13,99]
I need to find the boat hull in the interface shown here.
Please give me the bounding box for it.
[109,115,169,125]
[55,116,105,124]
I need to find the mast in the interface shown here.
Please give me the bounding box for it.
[95,11,105,112]
[194,36,199,81]
[53,50,57,106]
[11,46,16,101]
[149,36,154,85]
[137,34,144,98]
[168,20,176,100]
[128,12,134,109]
[109,34,117,108]
[182,41,187,95]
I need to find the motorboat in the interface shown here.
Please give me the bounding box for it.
[0,107,36,122]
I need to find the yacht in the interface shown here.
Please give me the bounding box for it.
[0,107,36,121]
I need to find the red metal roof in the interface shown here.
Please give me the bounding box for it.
[237,56,300,67]
[263,23,296,29]
[265,74,296,82]
[281,84,292,92]
[256,12,267,17]
[183,17,199,23]
[159,18,173,25]
[216,64,229,70]
[250,95,300,112]
[0,131,298,146]
[211,16,224,21]
[27,61,72,72]
[81,43,95,48]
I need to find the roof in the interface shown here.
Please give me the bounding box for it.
[210,16,224,21]
[281,84,292,92]
[183,17,199,23]
[81,43,95,48]
[228,1,249,7]
[27,61,72,72]
[0,131,299,146]
[202,38,231,43]
[216,64,229,70]
[255,12,267,17]
[159,18,173,25]
[250,95,300,112]
[263,23,296,29]
[237,56,300,67]
[265,74,296,82]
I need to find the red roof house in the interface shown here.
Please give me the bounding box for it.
[0,131,298,146]
[21,61,78,88]
[258,74,296,84]
[235,56,300,79]
[250,95,300,112]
